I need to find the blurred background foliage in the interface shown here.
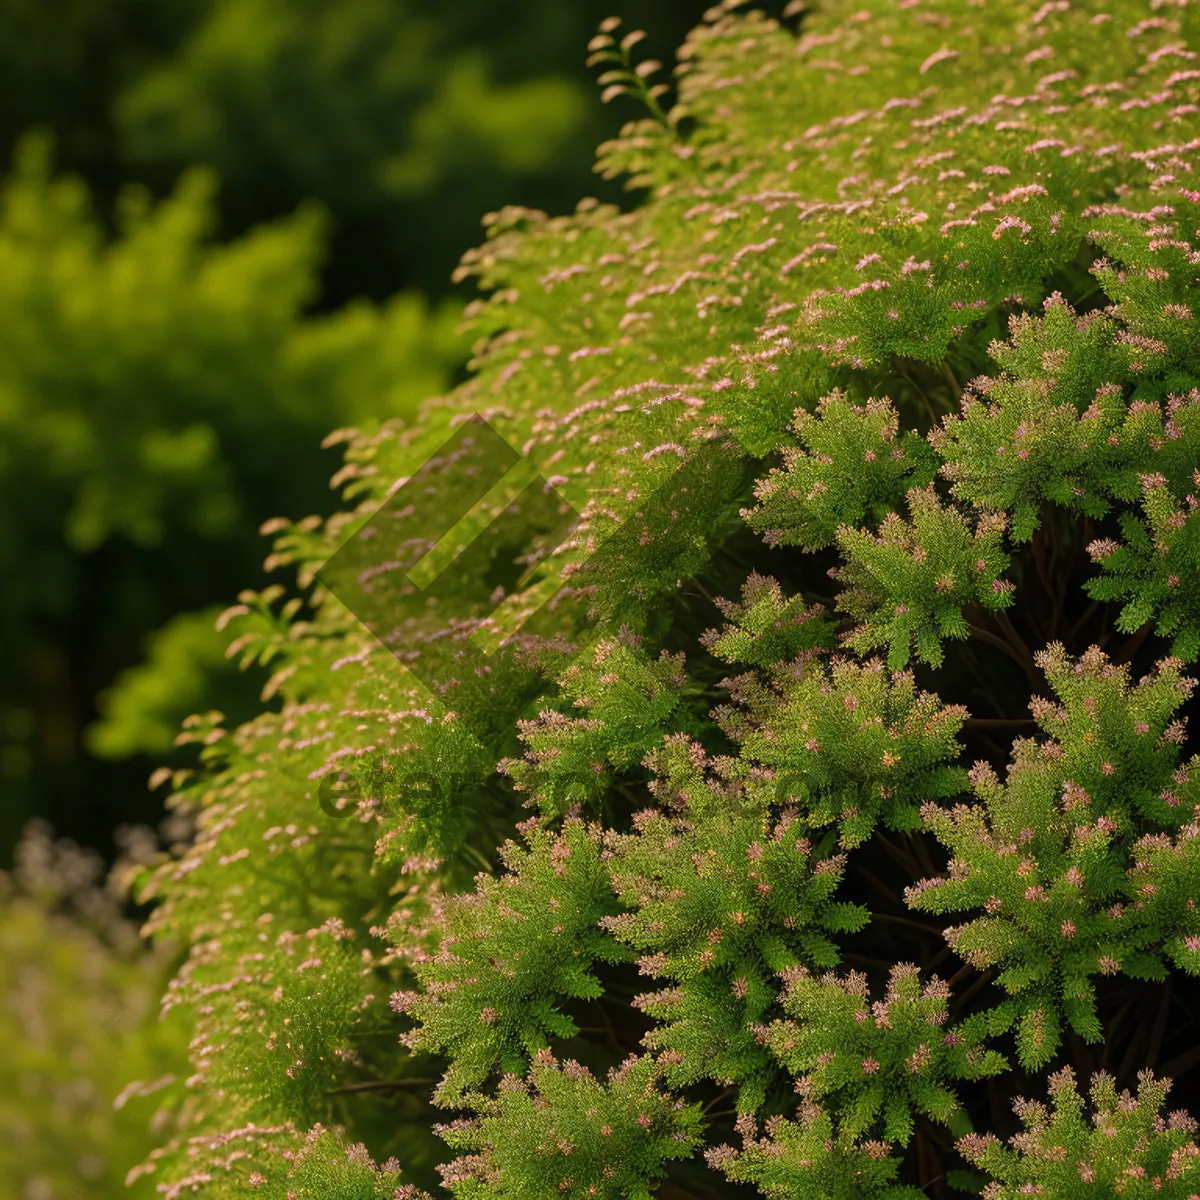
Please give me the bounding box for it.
[0,821,191,1198]
[0,0,703,865]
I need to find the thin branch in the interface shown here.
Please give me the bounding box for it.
[955,967,997,1010]
[947,962,977,989]
[328,1078,435,1095]
[927,944,956,973]
[968,681,1014,720]
[1028,526,1056,643]
[1032,526,1052,603]
[681,578,718,607]
[1147,981,1172,1071]
[701,1088,737,1116]
[894,360,940,428]
[858,864,903,906]
[1040,506,1068,643]
[875,832,923,878]
[589,993,622,1056]
[1068,598,1102,642]
[963,718,1036,729]
[965,623,1040,686]
[843,951,902,971]
[916,1126,935,1190]
[870,912,945,938]
[935,361,961,422]
[902,830,937,878]
[975,731,1008,760]
[991,606,1036,671]
[1101,996,1136,1068]
[1116,1014,1149,1088]
[1068,1029,1098,1079]
[1160,1041,1200,1082]
[956,642,989,691]
[1050,526,1071,644]
[1113,620,1154,666]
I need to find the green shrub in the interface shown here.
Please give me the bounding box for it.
[129,0,1200,1195]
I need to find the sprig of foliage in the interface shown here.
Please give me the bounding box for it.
[587,18,672,126]
[393,819,628,1104]
[499,634,699,818]
[603,735,867,1109]
[766,963,1006,1147]
[1086,470,1200,662]
[434,1052,704,1199]
[706,1107,924,1200]
[831,487,1015,669]
[747,391,939,552]
[910,645,1200,1068]
[712,648,969,849]
[699,572,836,669]
[958,1066,1200,1199]
[153,1123,433,1200]
[932,295,1130,542]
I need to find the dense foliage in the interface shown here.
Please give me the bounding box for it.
[21,0,1200,1195]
